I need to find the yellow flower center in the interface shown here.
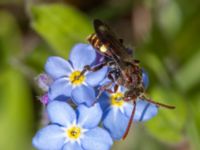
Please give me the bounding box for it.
[67,126,82,140]
[69,71,85,86]
[110,92,124,107]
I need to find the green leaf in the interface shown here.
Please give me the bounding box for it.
[112,126,168,150]
[90,0,133,20]
[171,10,200,60]
[187,120,200,150]
[157,0,182,38]
[25,43,53,72]
[174,50,200,92]
[0,11,21,67]
[142,52,170,87]
[186,94,200,150]
[30,4,92,58]
[0,68,34,150]
[145,86,187,144]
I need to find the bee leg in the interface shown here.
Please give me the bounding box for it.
[80,62,107,76]
[140,96,175,109]
[91,81,113,106]
[74,62,108,82]
[94,81,118,105]
[114,84,119,93]
[123,100,136,139]
[80,59,115,77]
[98,81,113,94]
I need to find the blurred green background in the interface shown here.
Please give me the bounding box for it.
[0,0,200,150]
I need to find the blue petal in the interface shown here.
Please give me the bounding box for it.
[62,142,83,150]
[103,108,129,140]
[69,44,96,70]
[142,69,149,89]
[123,102,133,118]
[47,101,76,127]
[45,56,72,79]
[77,103,102,129]
[71,85,96,106]
[124,100,158,122]
[98,93,110,113]
[32,125,65,150]
[48,78,72,100]
[86,66,108,87]
[81,127,113,150]
[98,77,112,86]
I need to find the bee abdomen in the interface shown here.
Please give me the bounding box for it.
[87,33,100,48]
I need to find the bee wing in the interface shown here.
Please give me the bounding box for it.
[94,19,131,61]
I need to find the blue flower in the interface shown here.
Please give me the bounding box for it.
[45,43,108,106]
[142,69,149,89]
[100,86,158,140]
[32,101,113,150]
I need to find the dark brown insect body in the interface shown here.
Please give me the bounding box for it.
[87,19,175,139]
[88,20,145,100]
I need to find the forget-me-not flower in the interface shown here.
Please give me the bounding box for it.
[99,85,158,140]
[32,101,113,150]
[45,43,108,106]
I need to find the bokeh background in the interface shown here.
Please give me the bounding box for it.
[0,0,200,149]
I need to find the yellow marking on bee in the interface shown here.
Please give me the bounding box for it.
[87,33,96,42]
[94,38,99,47]
[100,45,108,53]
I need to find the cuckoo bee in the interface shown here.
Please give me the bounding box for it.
[87,19,175,139]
